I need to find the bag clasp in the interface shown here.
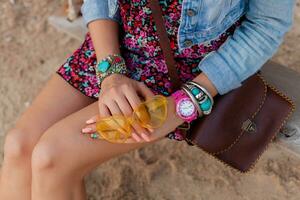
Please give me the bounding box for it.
[242,119,257,133]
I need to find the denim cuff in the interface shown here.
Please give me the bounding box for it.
[197,52,242,95]
[81,0,120,26]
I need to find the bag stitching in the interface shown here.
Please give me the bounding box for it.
[212,74,268,155]
[185,74,296,173]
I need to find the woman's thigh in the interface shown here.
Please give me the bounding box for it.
[11,74,95,146]
[32,101,154,177]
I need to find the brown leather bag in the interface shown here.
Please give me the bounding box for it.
[148,0,296,172]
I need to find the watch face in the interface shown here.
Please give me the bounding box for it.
[178,99,196,117]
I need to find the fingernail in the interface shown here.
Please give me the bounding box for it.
[82,127,92,133]
[148,128,154,133]
[141,133,150,142]
[86,119,95,124]
[132,133,141,142]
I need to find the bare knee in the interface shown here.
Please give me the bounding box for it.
[31,134,74,175]
[31,141,58,173]
[31,138,82,180]
[3,128,35,163]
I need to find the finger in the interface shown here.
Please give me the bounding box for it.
[125,88,142,110]
[131,132,142,142]
[124,124,142,142]
[114,94,133,116]
[81,124,97,134]
[140,132,151,142]
[114,95,146,142]
[106,101,122,116]
[85,115,99,124]
[131,122,151,141]
[124,88,151,141]
[105,101,132,139]
[148,128,154,133]
[124,137,141,144]
[99,103,111,118]
[124,132,152,144]
[137,82,154,100]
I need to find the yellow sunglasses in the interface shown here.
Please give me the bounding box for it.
[95,95,168,143]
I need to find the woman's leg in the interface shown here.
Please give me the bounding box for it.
[30,101,154,200]
[0,74,95,199]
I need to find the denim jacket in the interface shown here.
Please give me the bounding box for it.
[81,0,295,95]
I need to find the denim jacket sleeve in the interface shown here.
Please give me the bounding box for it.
[197,0,295,95]
[81,0,121,26]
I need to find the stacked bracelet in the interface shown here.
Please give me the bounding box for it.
[95,54,127,86]
[182,81,214,115]
[181,86,203,117]
[172,82,214,133]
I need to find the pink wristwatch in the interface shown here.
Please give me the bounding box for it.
[171,90,198,123]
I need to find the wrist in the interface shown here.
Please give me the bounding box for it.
[101,73,124,90]
[95,54,127,87]
[182,81,214,116]
[167,96,185,126]
[171,90,199,123]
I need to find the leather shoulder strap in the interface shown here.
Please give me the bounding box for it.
[148,0,181,90]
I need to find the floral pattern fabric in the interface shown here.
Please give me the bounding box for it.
[57,0,241,141]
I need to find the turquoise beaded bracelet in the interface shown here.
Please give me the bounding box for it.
[95,54,127,86]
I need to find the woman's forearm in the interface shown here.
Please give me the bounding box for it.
[88,20,121,62]
[193,73,218,98]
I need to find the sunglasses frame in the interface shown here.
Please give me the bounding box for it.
[96,95,168,143]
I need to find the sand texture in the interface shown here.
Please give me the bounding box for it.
[0,1,300,199]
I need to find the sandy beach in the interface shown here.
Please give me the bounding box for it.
[0,1,300,199]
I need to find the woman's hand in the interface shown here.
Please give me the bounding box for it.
[82,94,185,143]
[82,74,155,142]
[124,96,184,143]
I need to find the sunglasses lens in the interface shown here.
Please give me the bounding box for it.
[96,116,131,142]
[133,95,167,128]
[95,96,167,142]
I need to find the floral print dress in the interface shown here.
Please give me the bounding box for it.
[57,0,241,141]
